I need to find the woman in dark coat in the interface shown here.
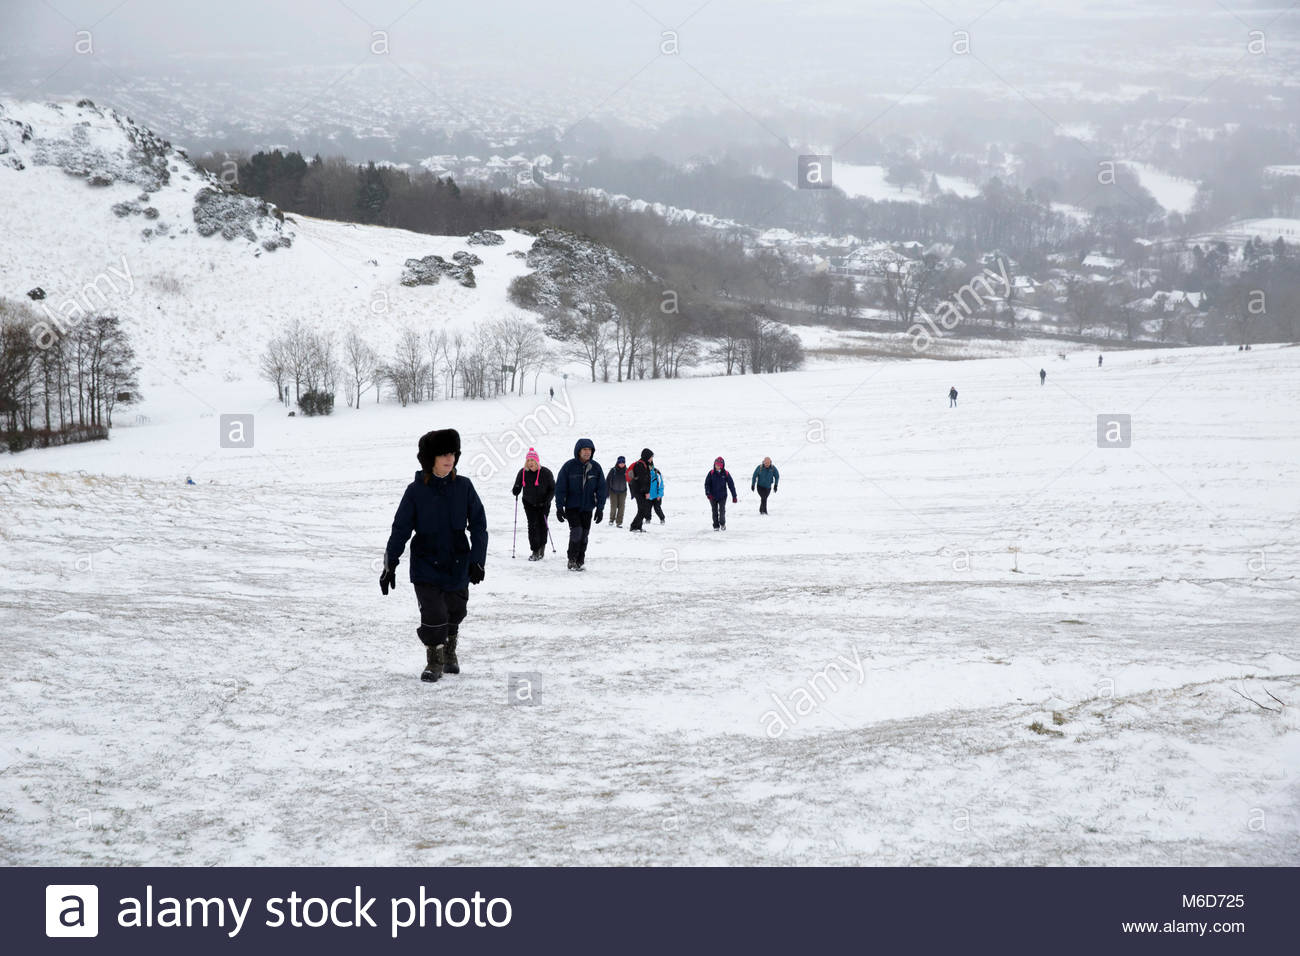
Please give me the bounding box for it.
[380,428,488,683]
[513,447,555,561]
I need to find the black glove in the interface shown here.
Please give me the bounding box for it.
[556,510,566,523]
[772,486,777,493]
[379,566,396,595]
[512,487,520,497]
[468,562,485,585]
[594,509,604,524]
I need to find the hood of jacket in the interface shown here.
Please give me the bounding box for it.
[574,437,595,458]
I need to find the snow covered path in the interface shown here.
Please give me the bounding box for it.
[2,346,1298,865]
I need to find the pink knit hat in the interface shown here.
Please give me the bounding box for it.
[526,448,540,465]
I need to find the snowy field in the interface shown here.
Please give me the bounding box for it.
[833,162,981,203]
[1120,162,1200,216]
[2,345,1298,866]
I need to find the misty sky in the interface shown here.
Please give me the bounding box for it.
[4,1,1290,80]
[1,0,1295,148]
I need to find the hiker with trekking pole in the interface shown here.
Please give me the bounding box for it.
[512,447,555,561]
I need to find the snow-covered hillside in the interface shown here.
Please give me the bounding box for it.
[2,344,1297,865]
[0,99,539,386]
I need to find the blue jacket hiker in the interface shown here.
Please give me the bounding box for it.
[704,456,738,530]
[380,428,488,684]
[751,457,779,515]
[649,465,666,523]
[554,437,608,570]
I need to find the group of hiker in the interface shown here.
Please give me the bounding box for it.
[509,443,783,568]
[380,428,783,682]
[950,354,1108,406]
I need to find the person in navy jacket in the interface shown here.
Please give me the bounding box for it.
[554,437,608,570]
[380,428,488,683]
[704,456,738,530]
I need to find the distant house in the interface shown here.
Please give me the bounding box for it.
[830,242,909,276]
[1124,290,1207,315]
[1081,253,1124,272]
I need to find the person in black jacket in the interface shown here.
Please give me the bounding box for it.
[553,437,608,571]
[606,455,629,527]
[949,386,958,407]
[381,428,488,683]
[627,448,654,533]
[513,447,555,561]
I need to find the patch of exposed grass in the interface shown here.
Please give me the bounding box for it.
[1029,721,1065,737]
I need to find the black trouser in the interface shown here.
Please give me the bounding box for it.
[413,584,468,647]
[757,486,770,513]
[564,507,593,563]
[651,498,665,521]
[629,493,652,530]
[523,501,548,553]
[711,497,727,528]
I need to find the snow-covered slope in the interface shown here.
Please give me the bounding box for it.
[2,344,1297,865]
[0,98,538,387]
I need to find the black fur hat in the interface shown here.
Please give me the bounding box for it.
[641,447,654,461]
[418,428,462,470]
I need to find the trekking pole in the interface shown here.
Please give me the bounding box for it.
[512,497,519,559]
[546,518,557,553]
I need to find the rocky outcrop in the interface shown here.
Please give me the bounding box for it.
[401,254,477,288]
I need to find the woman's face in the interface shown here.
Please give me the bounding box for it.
[433,452,455,477]
[526,459,538,471]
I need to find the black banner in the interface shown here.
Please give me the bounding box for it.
[6,867,1291,952]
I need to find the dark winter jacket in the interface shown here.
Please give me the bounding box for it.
[704,467,737,500]
[554,438,608,513]
[386,470,488,590]
[513,466,555,511]
[628,457,653,497]
[606,464,628,494]
[751,464,779,490]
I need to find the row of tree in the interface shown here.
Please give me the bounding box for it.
[0,299,140,451]
[541,279,805,381]
[258,316,553,411]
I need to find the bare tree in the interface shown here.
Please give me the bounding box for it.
[876,255,939,328]
[1066,277,1110,335]
[343,328,377,408]
[493,316,548,395]
[442,331,464,399]
[259,337,289,402]
[606,279,654,381]
[390,327,427,405]
[545,304,610,382]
